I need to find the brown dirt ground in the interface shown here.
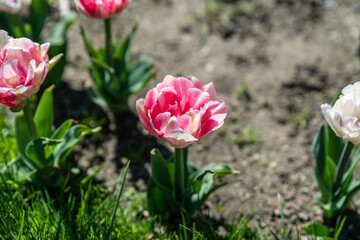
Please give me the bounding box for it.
[54,0,360,238]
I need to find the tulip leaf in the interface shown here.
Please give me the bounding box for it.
[302,222,331,237]
[190,173,213,208]
[14,112,32,158]
[27,0,49,41]
[190,163,238,179]
[323,156,336,188]
[114,22,138,64]
[87,85,109,108]
[313,124,327,174]
[188,163,239,213]
[28,166,65,188]
[46,12,75,46]
[80,27,100,60]
[89,65,106,91]
[187,161,198,176]
[0,13,24,38]
[50,119,75,140]
[0,15,11,36]
[34,86,54,137]
[192,170,214,193]
[340,148,360,194]
[52,124,100,167]
[128,60,154,93]
[14,113,39,170]
[312,124,331,202]
[327,124,345,165]
[25,137,62,168]
[147,178,181,218]
[150,149,173,191]
[44,12,76,87]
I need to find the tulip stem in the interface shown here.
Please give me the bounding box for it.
[104,18,113,67]
[23,101,38,140]
[175,148,187,199]
[333,141,354,190]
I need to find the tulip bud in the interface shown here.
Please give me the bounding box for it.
[73,0,131,19]
[0,0,31,14]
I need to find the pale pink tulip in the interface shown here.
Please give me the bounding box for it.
[136,75,227,148]
[0,30,49,108]
[0,0,31,14]
[73,0,130,19]
[321,81,360,144]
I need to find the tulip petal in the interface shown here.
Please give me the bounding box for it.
[0,30,12,49]
[200,101,227,137]
[321,103,344,139]
[187,88,210,110]
[136,98,156,136]
[0,87,18,107]
[163,116,198,148]
[203,82,216,100]
[188,76,204,90]
[153,112,171,133]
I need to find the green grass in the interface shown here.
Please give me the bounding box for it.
[0,109,296,240]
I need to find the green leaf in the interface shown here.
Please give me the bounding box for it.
[52,124,100,167]
[44,12,76,87]
[312,124,331,202]
[14,113,32,158]
[114,22,138,63]
[340,148,360,194]
[25,138,62,168]
[91,57,115,75]
[147,178,181,217]
[188,163,238,196]
[189,173,213,212]
[147,178,167,214]
[150,149,173,191]
[128,60,154,93]
[302,222,330,237]
[194,163,239,178]
[80,27,99,60]
[50,119,75,140]
[327,125,345,165]
[187,161,198,176]
[0,13,25,38]
[46,12,75,46]
[334,217,346,240]
[86,85,109,108]
[192,170,214,193]
[323,156,336,188]
[0,14,12,36]
[34,86,54,137]
[26,0,49,41]
[346,181,360,199]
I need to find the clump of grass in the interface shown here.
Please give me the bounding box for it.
[231,123,260,146]
[289,106,313,128]
[237,83,251,101]
[198,0,255,38]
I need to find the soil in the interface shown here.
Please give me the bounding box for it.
[53,0,360,238]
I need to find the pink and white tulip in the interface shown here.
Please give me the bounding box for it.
[0,0,31,14]
[73,0,130,19]
[136,75,227,148]
[0,30,49,108]
[321,81,360,144]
